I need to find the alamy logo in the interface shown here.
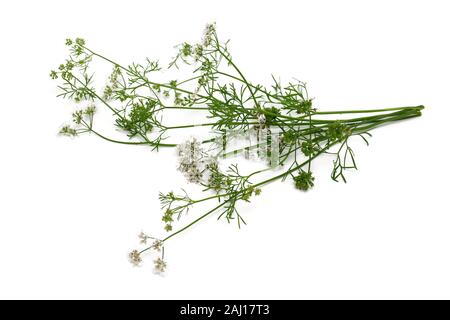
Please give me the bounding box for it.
[210,127,281,167]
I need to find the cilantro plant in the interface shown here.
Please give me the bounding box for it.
[51,24,424,273]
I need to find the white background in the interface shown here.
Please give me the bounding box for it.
[0,0,449,299]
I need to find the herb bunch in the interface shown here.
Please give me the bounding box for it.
[51,24,424,273]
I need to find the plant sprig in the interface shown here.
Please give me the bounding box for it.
[51,24,424,273]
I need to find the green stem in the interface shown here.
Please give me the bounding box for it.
[90,129,153,145]
[162,108,421,130]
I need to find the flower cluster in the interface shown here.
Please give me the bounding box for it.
[171,22,216,69]
[138,231,149,244]
[129,232,166,273]
[301,140,317,157]
[154,258,167,273]
[116,100,157,137]
[128,250,142,266]
[202,22,216,48]
[72,105,96,124]
[177,137,214,183]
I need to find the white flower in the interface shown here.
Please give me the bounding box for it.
[128,250,142,266]
[177,137,202,160]
[138,232,149,244]
[177,138,209,183]
[202,23,216,47]
[151,240,163,252]
[154,258,167,273]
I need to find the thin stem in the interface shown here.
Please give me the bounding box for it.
[215,39,260,109]
[316,105,424,115]
[163,200,229,242]
[90,129,152,145]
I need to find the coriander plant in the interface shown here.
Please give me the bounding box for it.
[51,23,424,273]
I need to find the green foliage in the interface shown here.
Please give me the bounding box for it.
[116,100,157,137]
[327,122,352,142]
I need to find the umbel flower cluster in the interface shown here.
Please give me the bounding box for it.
[51,23,424,273]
